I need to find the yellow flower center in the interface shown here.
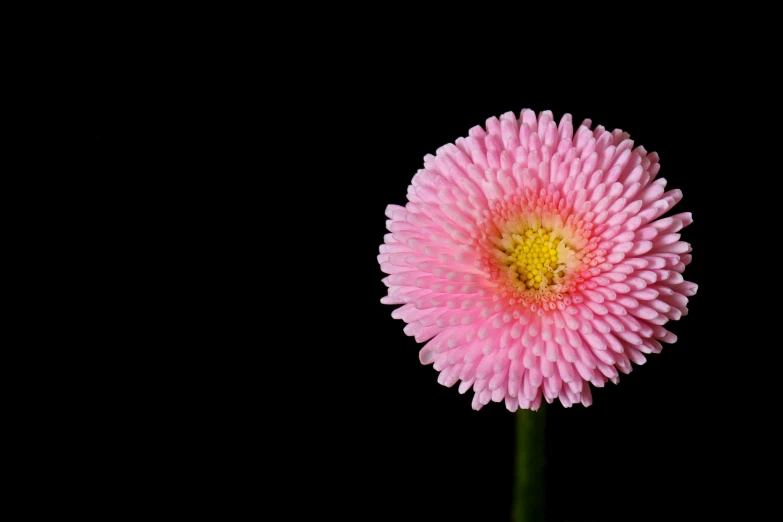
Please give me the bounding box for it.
[500,226,566,291]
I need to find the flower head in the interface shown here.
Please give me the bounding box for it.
[378,109,697,411]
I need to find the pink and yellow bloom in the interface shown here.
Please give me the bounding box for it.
[379,109,697,411]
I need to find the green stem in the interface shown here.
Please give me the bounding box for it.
[511,406,545,522]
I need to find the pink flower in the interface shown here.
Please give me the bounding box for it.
[378,109,697,411]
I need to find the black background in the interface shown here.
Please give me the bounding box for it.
[336,58,757,521]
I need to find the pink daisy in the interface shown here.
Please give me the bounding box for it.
[378,109,697,411]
